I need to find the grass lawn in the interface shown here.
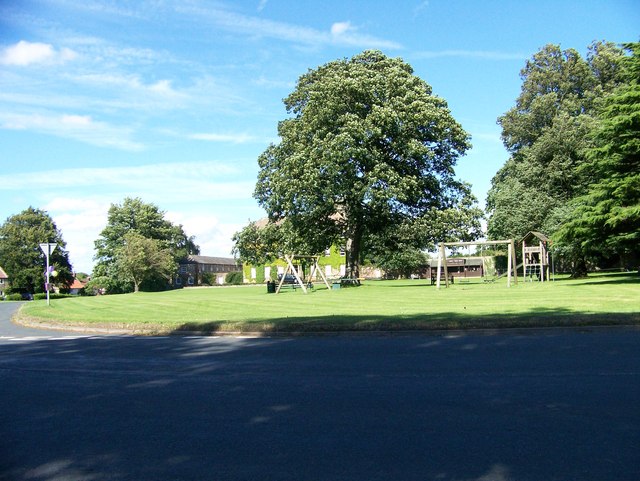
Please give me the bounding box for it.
[15,272,640,334]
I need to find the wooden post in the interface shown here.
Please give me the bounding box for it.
[436,244,444,289]
[507,241,513,287]
[277,254,307,294]
[312,256,331,289]
[511,239,518,285]
[442,244,450,288]
[540,241,545,282]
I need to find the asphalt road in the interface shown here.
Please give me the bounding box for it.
[1,304,639,481]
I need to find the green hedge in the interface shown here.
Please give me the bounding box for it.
[225,271,244,285]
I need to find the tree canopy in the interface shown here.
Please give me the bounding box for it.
[93,197,199,293]
[486,41,628,275]
[116,231,175,293]
[249,50,481,276]
[0,207,74,294]
[556,42,640,269]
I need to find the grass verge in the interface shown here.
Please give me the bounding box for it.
[15,272,640,335]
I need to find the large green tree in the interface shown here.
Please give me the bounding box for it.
[252,50,481,277]
[0,207,74,294]
[556,43,640,269]
[93,197,199,293]
[486,41,627,274]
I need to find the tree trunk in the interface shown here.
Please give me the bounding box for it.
[345,226,362,279]
[570,256,589,278]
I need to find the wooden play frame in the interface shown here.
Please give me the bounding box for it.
[276,254,331,294]
[435,239,518,289]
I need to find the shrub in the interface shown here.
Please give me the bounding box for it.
[225,271,243,285]
[34,293,71,300]
[201,273,217,286]
[6,293,24,301]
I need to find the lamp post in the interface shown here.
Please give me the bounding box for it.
[39,243,58,306]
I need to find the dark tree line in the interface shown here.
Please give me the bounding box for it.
[486,41,638,275]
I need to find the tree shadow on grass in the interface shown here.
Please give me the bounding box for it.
[558,272,640,287]
[172,307,640,336]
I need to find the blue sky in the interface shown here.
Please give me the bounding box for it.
[1,0,638,273]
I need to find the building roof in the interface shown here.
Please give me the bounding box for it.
[522,231,550,243]
[0,266,7,279]
[429,257,484,267]
[68,279,86,289]
[184,255,239,266]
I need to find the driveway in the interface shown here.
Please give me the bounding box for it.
[1,322,639,481]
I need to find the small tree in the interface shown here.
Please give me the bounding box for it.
[116,232,175,293]
[94,197,198,293]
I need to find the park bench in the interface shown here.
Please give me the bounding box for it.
[430,274,455,285]
[276,274,313,290]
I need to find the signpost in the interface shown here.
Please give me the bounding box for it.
[39,243,57,306]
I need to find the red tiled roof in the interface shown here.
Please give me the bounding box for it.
[69,279,86,289]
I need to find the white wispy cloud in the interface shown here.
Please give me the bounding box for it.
[47,203,248,273]
[0,112,144,151]
[176,4,401,50]
[189,132,256,144]
[0,40,77,66]
[165,211,245,259]
[28,162,259,271]
[413,1,430,17]
[330,21,352,36]
[0,161,251,198]
[414,50,527,61]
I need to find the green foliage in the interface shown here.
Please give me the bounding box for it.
[556,43,640,268]
[253,50,481,278]
[0,207,74,294]
[232,220,284,265]
[225,271,244,285]
[116,231,176,292]
[373,248,427,279]
[33,293,71,300]
[486,41,628,274]
[93,197,198,293]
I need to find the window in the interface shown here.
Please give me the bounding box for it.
[339,247,345,256]
[175,277,182,285]
[324,249,331,256]
[179,265,187,274]
[188,276,194,285]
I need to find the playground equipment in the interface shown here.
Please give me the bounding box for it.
[435,239,518,289]
[275,254,331,294]
[521,231,551,282]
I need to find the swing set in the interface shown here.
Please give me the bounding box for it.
[275,254,331,294]
[434,239,518,289]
